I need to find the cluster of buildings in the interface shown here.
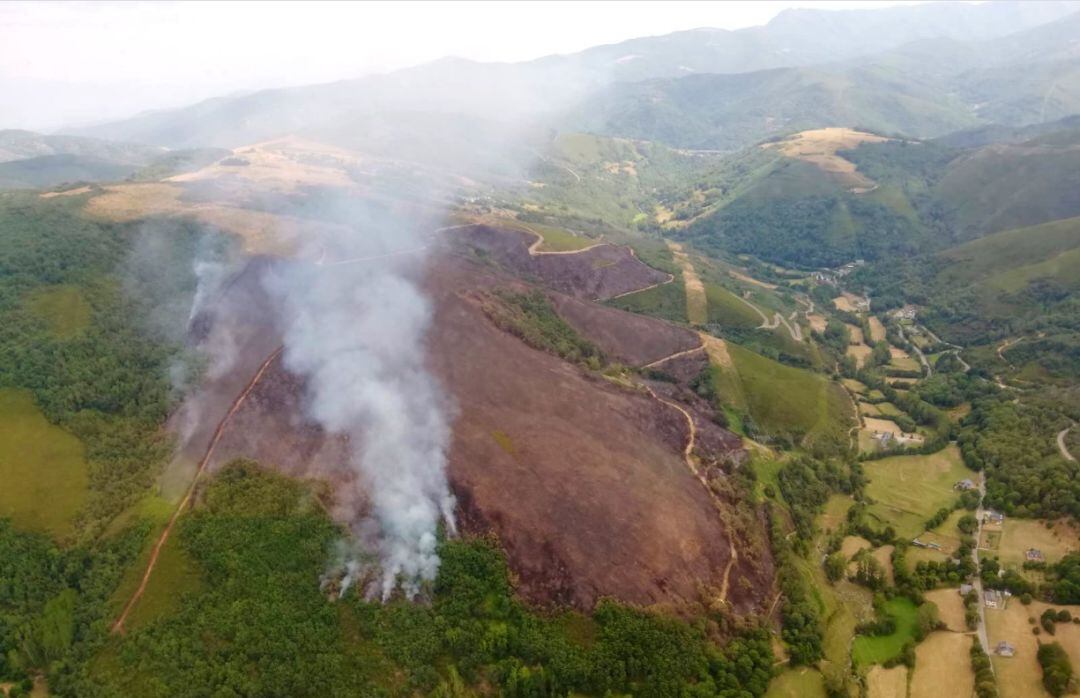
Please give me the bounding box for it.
[810,259,865,287]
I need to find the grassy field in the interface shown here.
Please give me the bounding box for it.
[703,283,763,328]
[607,278,687,323]
[996,518,1079,569]
[717,342,854,451]
[910,631,974,698]
[529,224,598,252]
[0,388,88,538]
[766,668,826,698]
[843,378,868,394]
[116,530,202,631]
[852,597,919,667]
[24,284,92,338]
[864,445,973,539]
[817,494,854,534]
[868,316,887,343]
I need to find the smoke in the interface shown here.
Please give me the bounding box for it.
[264,200,456,599]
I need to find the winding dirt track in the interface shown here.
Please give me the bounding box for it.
[642,385,740,604]
[111,346,284,635]
[1058,426,1077,463]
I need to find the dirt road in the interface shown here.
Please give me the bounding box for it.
[642,382,739,604]
[111,346,284,635]
[1058,426,1077,462]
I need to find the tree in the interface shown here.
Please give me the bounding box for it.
[825,552,847,583]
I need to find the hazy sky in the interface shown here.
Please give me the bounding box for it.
[1,0,927,132]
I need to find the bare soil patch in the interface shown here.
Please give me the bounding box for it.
[841,535,873,559]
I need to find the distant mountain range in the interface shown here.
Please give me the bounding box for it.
[59,1,1080,154]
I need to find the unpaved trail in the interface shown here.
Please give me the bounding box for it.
[1058,425,1077,462]
[641,344,705,369]
[996,337,1023,364]
[643,368,739,605]
[111,346,284,635]
[666,241,707,325]
[522,225,605,256]
[731,292,804,342]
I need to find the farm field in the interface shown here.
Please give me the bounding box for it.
[996,518,1079,568]
[909,631,974,698]
[108,528,202,631]
[866,665,907,698]
[986,600,1080,698]
[667,241,707,325]
[852,597,919,667]
[842,378,868,394]
[864,446,973,539]
[841,535,872,559]
[847,343,872,368]
[0,388,88,538]
[765,667,826,698]
[868,316,887,342]
[924,588,968,632]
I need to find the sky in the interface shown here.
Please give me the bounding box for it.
[0,0,928,132]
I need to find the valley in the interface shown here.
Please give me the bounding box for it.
[2,2,1080,697]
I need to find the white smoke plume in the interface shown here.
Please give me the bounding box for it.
[265,204,456,599]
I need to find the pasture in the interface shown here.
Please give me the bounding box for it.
[766,668,826,698]
[864,446,973,539]
[924,588,968,632]
[0,389,88,538]
[910,631,974,698]
[866,665,907,698]
[996,518,1079,568]
[852,597,919,666]
[986,600,1080,698]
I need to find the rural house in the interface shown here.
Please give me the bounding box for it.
[1025,548,1044,562]
[995,641,1015,658]
[960,584,974,595]
[955,479,976,491]
[984,510,1005,525]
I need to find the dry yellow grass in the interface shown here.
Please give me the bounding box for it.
[169,136,357,191]
[910,631,974,698]
[847,344,873,368]
[667,241,707,325]
[762,128,891,192]
[728,269,778,290]
[890,346,911,360]
[873,545,895,586]
[863,417,906,437]
[699,333,734,369]
[807,313,827,333]
[841,535,873,559]
[40,185,93,198]
[867,665,907,698]
[868,316,887,342]
[997,518,1079,568]
[833,295,857,312]
[987,600,1080,698]
[924,588,968,632]
[847,324,865,345]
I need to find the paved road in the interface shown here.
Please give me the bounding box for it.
[972,473,994,669]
